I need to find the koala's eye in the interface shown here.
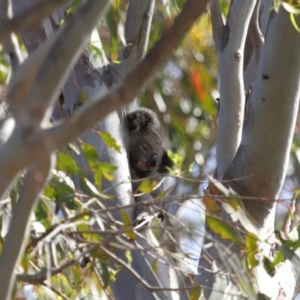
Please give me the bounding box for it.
[141,144,147,152]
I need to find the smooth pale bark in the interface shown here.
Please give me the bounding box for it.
[214,1,257,179]
[201,2,300,299]
[225,8,300,233]
[243,0,272,89]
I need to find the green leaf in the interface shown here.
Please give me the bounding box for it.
[125,249,132,265]
[290,13,300,33]
[93,162,117,187]
[282,2,300,14]
[81,142,99,167]
[263,256,275,277]
[65,0,81,16]
[273,249,285,266]
[189,286,201,300]
[138,179,158,193]
[206,215,244,247]
[79,177,101,198]
[105,6,119,51]
[56,152,78,174]
[79,177,113,199]
[35,200,49,222]
[68,142,80,155]
[223,197,243,210]
[245,233,259,269]
[99,260,110,288]
[97,162,117,181]
[97,162,118,173]
[203,196,221,214]
[98,131,121,153]
[120,210,135,240]
[152,259,158,273]
[50,178,78,210]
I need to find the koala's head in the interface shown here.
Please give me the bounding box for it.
[126,108,173,180]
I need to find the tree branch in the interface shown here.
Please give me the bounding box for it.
[0,154,55,300]
[16,245,99,285]
[0,0,23,71]
[118,0,155,75]
[14,0,110,127]
[0,0,70,42]
[215,0,257,179]
[209,0,225,51]
[225,8,300,234]
[249,0,264,50]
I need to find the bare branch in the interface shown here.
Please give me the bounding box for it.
[16,245,99,284]
[0,0,23,71]
[0,0,70,42]
[215,0,256,179]
[15,0,110,127]
[249,0,264,50]
[244,0,271,91]
[209,0,225,51]
[118,0,155,75]
[0,154,55,300]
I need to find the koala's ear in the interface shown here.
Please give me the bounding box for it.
[126,109,158,132]
[126,112,140,132]
[158,150,174,174]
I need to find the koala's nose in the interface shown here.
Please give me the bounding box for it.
[147,153,158,168]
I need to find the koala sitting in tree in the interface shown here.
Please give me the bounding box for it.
[126,108,173,225]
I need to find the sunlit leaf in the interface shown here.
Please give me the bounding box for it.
[245,233,259,269]
[81,142,99,167]
[56,152,78,174]
[98,131,121,153]
[125,249,132,265]
[206,215,244,247]
[65,0,81,16]
[68,142,80,155]
[290,13,300,33]
[223,198,243,211]
[203,196,221,214]
[273,248,285,266]
[138,179,158,193]
[189,286,201,300]
[282,2,300,14]
[120,210,135,240]
[79,177,113,199]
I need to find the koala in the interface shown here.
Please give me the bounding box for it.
[126,108,173,225]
